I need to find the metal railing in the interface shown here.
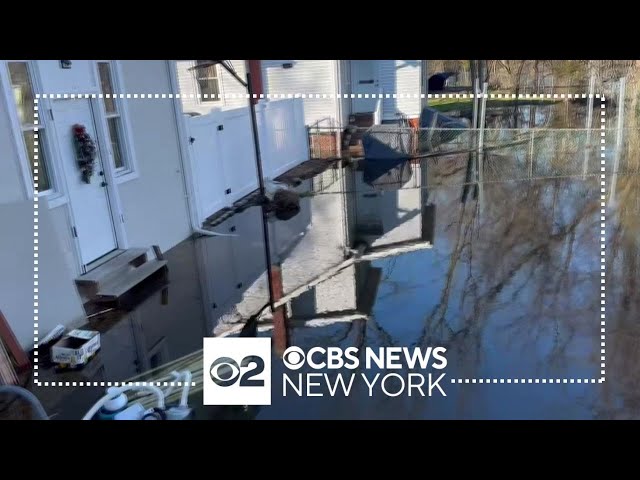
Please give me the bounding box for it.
[306,126,639,193]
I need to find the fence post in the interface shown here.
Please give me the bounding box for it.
[296,98,309,162]
[609,76,626,207]
[472,78,480,130]
[478,82,488,154]
[583,75,596,177]
[477,82,488,208]
[255,101,270,179]
[426,111,438,151]
[529,129,535,179]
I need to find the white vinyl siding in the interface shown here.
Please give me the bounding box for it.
[378,60,422,120]
[176,60,248,115]
[261,60,339,126]
[338,60,351,126]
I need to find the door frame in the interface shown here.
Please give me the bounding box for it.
[33,62,129,274]
[47,97,123,272]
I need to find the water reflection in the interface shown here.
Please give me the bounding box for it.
[213,127,638,419]
[441,97,607,129]
[255,170,638,419]
[37,117,640,419]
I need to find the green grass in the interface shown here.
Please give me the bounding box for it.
[429,97,561,113]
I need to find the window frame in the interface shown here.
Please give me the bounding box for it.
[0,60,67,207]
[95,60,139,184]
[194,60,223,104]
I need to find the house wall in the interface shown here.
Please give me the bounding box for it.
[117,61,191,253]
[338,60,351,126]
[378,60,422,120]
[176,60,248,115]
[0,63,87,349]
[261,60,339,126]
[0,202,86,350]
[0,60,192,349]
[0,91,26,203]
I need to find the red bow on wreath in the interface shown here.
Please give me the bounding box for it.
[72,124,97,184]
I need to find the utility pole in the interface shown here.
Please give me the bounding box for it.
[191,61,277,313]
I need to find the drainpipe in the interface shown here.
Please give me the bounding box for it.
[166,60,222,238]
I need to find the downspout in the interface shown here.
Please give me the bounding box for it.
[166,60,221,238]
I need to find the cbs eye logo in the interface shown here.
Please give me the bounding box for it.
[282,346,305,370]
[209,355,265,387]
[203,337,271,406]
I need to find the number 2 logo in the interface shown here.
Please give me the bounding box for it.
[209,355,265,387]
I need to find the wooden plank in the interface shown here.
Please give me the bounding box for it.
[0,341,18,385]
[75,248,148,287]
[0,309,30,373]
[96,260,168,299]
[84,249,125,272]
[152,245,164,261]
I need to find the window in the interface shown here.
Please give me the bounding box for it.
[7,62,52,193]
[98,61,127,171]
[195,60,220,102]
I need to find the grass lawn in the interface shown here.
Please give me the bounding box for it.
[429,97,561,112]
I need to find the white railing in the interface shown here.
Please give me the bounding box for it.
[185,98,309,225]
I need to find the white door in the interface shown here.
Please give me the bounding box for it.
[351,60,379,113]
[52,99,117,266]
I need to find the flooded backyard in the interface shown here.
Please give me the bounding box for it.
[30,98,640,420]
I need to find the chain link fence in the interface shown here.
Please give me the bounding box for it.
[308,127,639,193]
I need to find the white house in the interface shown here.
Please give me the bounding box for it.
[0,58,423,353]
[0,60,199,350]
[0,59,313,352]
[176,60,428,127]
[262,60,427,127]
[176,60,249,115]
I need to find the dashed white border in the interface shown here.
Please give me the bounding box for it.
[32,92,605,387]
[38,92,598,100]
[452,95,607,385]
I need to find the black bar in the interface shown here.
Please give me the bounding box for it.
[246,71,276,312]
[216,60,248,88]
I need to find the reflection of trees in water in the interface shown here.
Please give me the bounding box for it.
[418,177,600,384]
[594,174,640,419]
[377,256,425,303]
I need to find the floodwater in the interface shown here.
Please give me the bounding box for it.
[30,102,640,420]
[441,97,616,129]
